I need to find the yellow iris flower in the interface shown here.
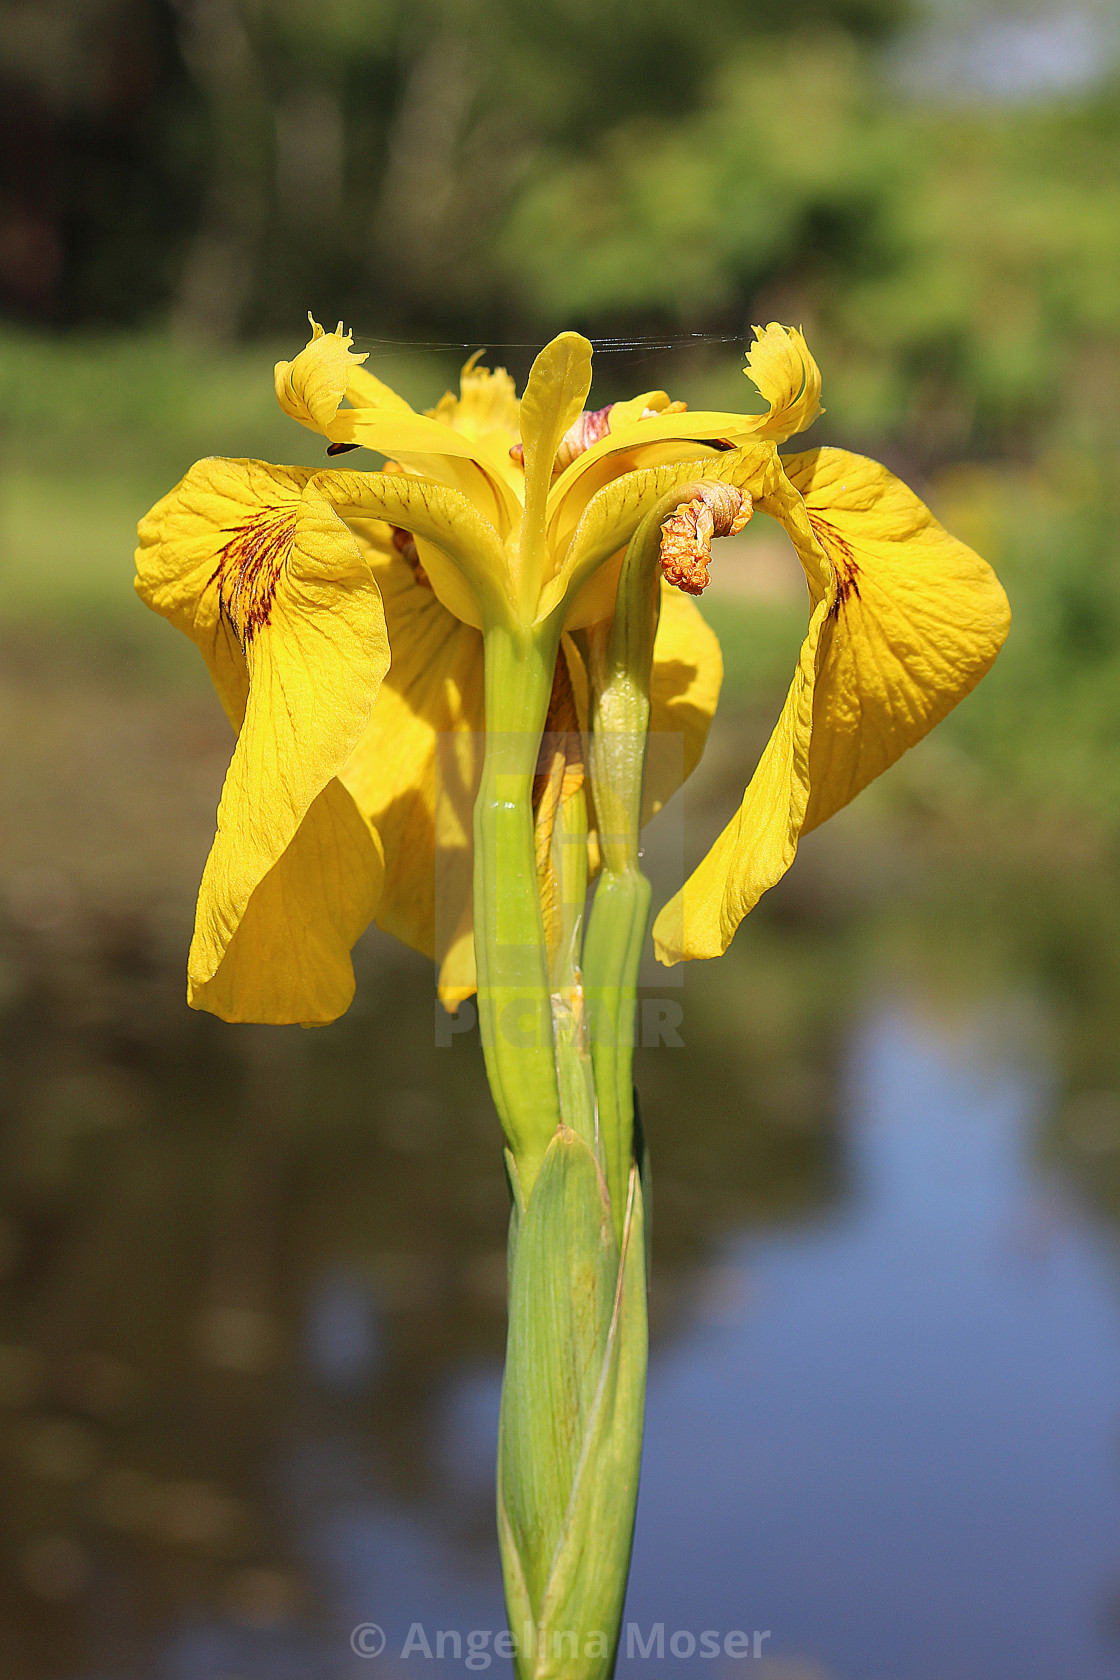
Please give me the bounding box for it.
[135,319,1009,1025]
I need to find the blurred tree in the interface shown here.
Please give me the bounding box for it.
[0,0,908,336]
[0,0,197,325]
[503,40,1120,458]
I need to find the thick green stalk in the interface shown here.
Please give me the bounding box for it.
[499,1135,647,1680]
[474,621,563,1192]
[479,613,647,1678]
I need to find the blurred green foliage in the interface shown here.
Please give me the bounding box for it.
[0,0,905,337]
[3,0,1120,833]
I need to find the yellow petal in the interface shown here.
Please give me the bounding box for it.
[605,390,673,431]
[653,456,830,962]
[190,780,384,1024]
[274,316,370,433]
[784,446,1011,830]
[275,319,521,537]
[743,323,823,443]
[515,332,593,610]
[339,520,486,1003]
[652,636,820,964]
[428,355,526,503]
[645,582,724,824]
[346,364,416,414]
[431,353,522,449]
[653,448,1008,962]
[136,458,390,1021]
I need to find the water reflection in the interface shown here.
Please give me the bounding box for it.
[630,1003,1120,1680]
[5,654,1120,1676]
[0,879,840,1678]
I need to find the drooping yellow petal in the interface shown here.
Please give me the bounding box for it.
[515,332,593,613]
[743,323,823,443]
[653,448,1009,963]
[653,636,820,965]
[274,316,371,433]
[191,780,384,1023]
[339,520,486,1009]
[644,583,724,824]
[135,458,390,1022]
[651,462,830,964]
[784,447,1011,831]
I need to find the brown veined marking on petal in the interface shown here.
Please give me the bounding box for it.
[212,509,298,647]
[327,441,361,456]
[532,650,585,963]
[659,483,752,596]
[808,512,861,617]
[390,526,432,589]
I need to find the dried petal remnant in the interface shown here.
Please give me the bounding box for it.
[213,512,298,645]
[659,484,751,595]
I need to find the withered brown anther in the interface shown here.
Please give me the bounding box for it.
[659,484,752,596]
[391,525,431,589]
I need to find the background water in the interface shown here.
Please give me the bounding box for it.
[3,713,1120,1680]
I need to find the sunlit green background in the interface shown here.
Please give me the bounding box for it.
[3,2,1120,1676]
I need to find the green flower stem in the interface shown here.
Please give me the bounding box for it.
[478,617,646,1679]
[474,619,563,1194]
[499,1133,648,1680]
[545,770,599,1157]
[581,867,650,1238]
[583,484,706,1234]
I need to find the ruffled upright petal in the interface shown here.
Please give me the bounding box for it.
[136,458,390,1022]
[274,316,371,434]
[431,354,522,452]
[743,323,823,443]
